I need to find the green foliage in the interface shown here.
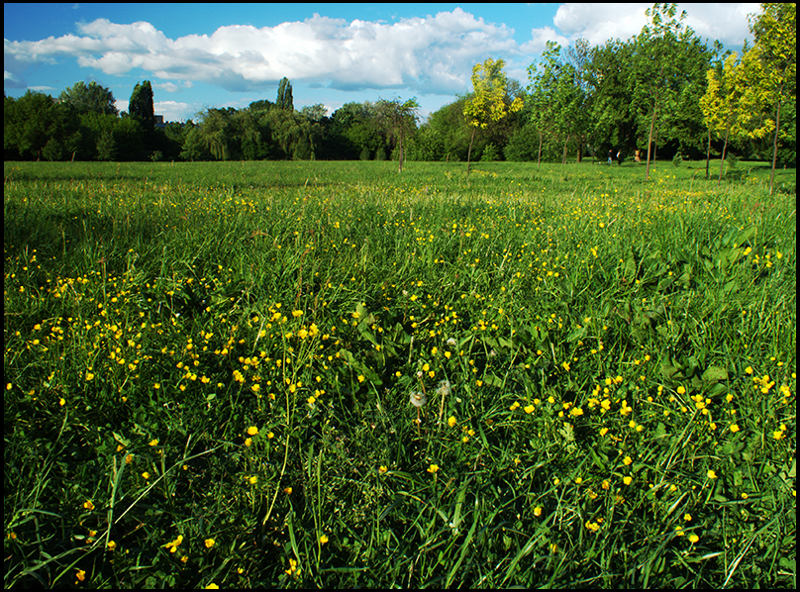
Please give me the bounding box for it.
[277,77,294,111]
[740,2,797,193]
[2,4,794,169]
[59,81,118,116]
[463,58,524,173]
[375,97,420,171]
[631,3,713,177]
[128,81,155,131]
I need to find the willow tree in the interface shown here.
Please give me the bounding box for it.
[463,58,523,175]
[376,97,420,172]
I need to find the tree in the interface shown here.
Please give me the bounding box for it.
[631,3,708,179]
[562,38,593,162]
[463,58,523,174]
[4,91,78,160]
[417,98,474,162]
[329,102,385,160]
[196,108,237,160]
[700,52,748,181]
[528,42,586,166]
[741,2,796,194]
[59,81,118,116]
[584,39,638,160]
[276,77,294,111]
[376,97,420,172]
[129,80,155,131]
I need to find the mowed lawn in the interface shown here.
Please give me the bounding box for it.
[4,159,796,588]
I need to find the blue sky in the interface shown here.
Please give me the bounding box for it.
[4,3,760,122]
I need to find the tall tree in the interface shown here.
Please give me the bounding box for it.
[563,38,593,162]
[585,39,638,159]
[742,2,796,194]
[463,58,523,175]
[129,80,155,131]
[276,77,294,111]
[632,3,707,180]
[528,42,588,166]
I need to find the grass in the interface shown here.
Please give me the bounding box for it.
[3,158,796,588]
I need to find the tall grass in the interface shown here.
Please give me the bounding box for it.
[4,159,795,588]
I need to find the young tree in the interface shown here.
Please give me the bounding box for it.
[463,58,523,174]
[700,52,748,181]
[742,2,796,194]
[376,97,420,172]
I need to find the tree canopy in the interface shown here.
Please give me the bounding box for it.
[4,4,795,173]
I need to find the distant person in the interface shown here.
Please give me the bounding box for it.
[634,149,641,163]
[616,150,623,165]
[608,149,614,165]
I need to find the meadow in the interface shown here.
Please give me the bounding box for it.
[3,158,796,588]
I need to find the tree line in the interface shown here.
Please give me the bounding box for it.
[4,4,795,178]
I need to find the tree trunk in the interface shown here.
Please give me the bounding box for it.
[653,126,658,165]
[769,96,782,196]
[718,124,730,183]
[397,134,404,173]
[645,101,657,181]
[705,128,711,180]
[537,131,543,169]
[466,127,476,176]
[561,135,569,165]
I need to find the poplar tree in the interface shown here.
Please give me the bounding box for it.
[129,80,155,130]
[276,77,294,111]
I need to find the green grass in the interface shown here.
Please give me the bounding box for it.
[4,159,796,588]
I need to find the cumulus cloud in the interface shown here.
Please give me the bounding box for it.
[4,8,516,95]
[4,4,763,101]
[679,3,761,45]
[525,3,758,52]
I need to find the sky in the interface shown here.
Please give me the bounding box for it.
[4,3,762,123]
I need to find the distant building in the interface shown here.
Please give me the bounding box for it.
[154,114,165,128]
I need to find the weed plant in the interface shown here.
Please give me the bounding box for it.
[4,159,796,588]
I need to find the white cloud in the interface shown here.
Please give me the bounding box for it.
[4,8,516,95]
[4,4,763,101]
[154,100,195,122]
[520,26,571,55]
[524,3,758,52]
[678,3,760,46]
